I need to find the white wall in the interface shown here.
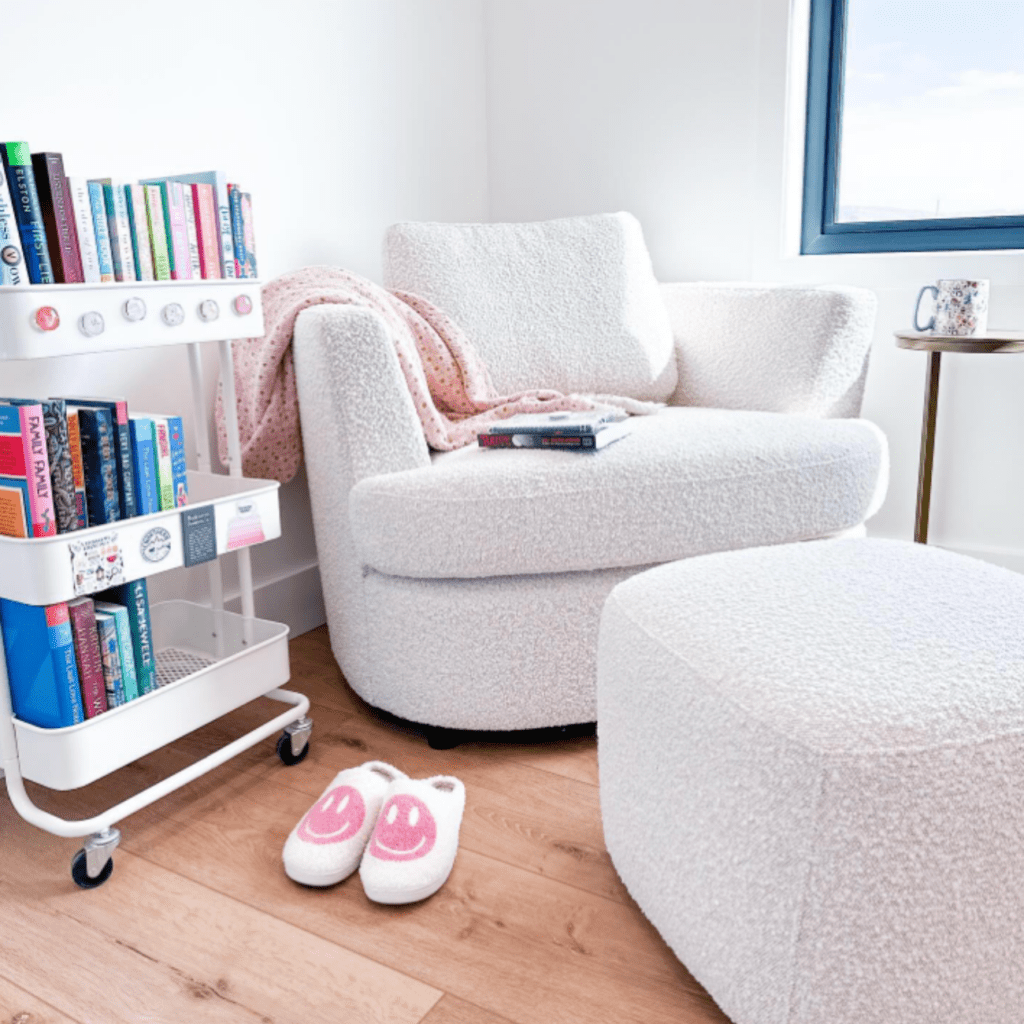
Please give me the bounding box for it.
[484,0,1024,567]
[2,0,489,633]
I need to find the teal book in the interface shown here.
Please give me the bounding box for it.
[99,580,155,696]
[93,601,139,702]
[94,612,125,708]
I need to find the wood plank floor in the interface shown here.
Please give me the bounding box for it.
[0,626,730,1024]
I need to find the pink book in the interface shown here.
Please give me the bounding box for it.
[190,183,222,279]
[20,404,57,538]
[67,597,108,718]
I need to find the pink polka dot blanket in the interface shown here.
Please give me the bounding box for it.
[215,266,659,483]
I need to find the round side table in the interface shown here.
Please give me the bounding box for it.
[896,330,1024,544]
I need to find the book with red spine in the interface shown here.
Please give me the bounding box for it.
[67,597,108,718]
[30,152,83,283]
[189,183,221,279]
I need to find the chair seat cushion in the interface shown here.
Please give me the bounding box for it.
[349,408,888,579]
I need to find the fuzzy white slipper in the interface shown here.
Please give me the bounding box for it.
[283,761,406,887]
[359,775,466,904]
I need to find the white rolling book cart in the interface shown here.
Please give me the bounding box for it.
[0,279,313,889]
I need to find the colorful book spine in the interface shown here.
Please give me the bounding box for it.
[0,404,33,538]
[95,611,125,708]
[0,158,27,286]
[190,183,221,279]
[129,416,159,515]
[0,600,84,728]
[125,183,154,281]
[151,418,174,511]
[95,179,136,282]
[141,179,191,280]
[67,597,108,718]
[0,142,54,284]
[181,184,202,278]
[93,601,139,702]
[144,184,171,281]
[168,171,234,278]
[86,181,115,282]
[66,409,89,529]
[228,183,246,278]
[240,193,257,278]
[101,580,155,695]
[17,403,56,538]
[66,176,101,283]
[67,399,137,519]
[166,415,188,507]
[31,152,83,283]
[74,406,120,525]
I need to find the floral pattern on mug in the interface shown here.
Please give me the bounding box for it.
[933,279,989,337]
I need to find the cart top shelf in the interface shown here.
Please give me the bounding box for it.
[0,279,264,360]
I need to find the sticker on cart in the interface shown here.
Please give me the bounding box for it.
[181,505,217,567]
[224,499,266,551]
[69,533,125,596]
[140,526,172,563]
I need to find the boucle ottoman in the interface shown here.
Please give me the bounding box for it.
[597,538,1024,1024]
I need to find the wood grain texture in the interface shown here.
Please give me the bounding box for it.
[0,976,79,1024]
[1,628,730,1024]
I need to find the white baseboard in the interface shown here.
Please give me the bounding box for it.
[222,560,326,637]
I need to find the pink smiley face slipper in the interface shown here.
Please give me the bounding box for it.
[359,775,466,904]
[283,761,407,887]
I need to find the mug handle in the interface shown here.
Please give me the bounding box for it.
[914,285,938,332]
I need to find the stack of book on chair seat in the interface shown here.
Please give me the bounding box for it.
[477,410,632,451]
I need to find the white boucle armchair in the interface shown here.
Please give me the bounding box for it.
[294,214,888,745]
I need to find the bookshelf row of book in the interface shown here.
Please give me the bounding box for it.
[0,142,257,288]
[1,579,156,729]
[0,397,188,541]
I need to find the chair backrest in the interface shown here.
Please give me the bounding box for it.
[383,212,677,401]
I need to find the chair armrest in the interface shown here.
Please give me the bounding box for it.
[660,282,878,417]
[293,305,430,486]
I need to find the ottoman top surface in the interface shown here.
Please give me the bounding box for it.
[609,539,1024,754]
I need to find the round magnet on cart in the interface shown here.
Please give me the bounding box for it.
[34,306,60,331]
[123,297,147,322]
[78,311,105,337]
[198,299,220,322]
[233,294,253,315]
[161,302,185,326]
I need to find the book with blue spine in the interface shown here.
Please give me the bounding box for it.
[0,142,55,284]
[129,416,159,515]
[94,179,136,282]
[94,611,126,708]
[0,158,27,285]
[67,399,137,519]
[100,579,155,695]
[93,601,139,702]
[0,600,84,729]
[86,181,115,282]
[73,405,120,525]
[166,415,188,506]
[228,183,246,278]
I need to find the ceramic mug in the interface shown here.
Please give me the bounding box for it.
[913,279,989,336]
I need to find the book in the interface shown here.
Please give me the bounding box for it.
[483,410,628,436]
[0,600,84,728]
[0,398,78,534]
[166,171,235,278]
[180,183,202,278]
[166,415,188,507]
[0,158,27,285]
[240,192,257,278]
[73,405,120,525]
[143,184,171,281]
[65,176,101,283]
[100,580,155,695]
[0,142,55,284]
[66,409,89,529]
[189,183,221,279]
[94,611,126,708]
[0,402,56,538]
[140,178,191,280]
[93,601,139,702]
[31,152,83,284]
[129,416,159,516]
[94,179,137,282]
[124,183,154,281]
[86,180,115,282]
[228,183,246,278]
[0,404,33,538]
[150,417,174,510]
[67,399,138,519]
[67,597,108,718]
[479,420,633,451]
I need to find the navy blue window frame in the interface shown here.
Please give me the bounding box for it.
[801,0,1024,254]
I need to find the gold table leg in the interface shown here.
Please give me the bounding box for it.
[914,350,942,544]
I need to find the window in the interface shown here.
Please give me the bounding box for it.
[801,0,1024,254]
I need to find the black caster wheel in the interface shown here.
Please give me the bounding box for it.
[425,726,464,750]
[277,731,309,766]
[71,848,114,890]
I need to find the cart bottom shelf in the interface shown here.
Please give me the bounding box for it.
[13,600,291,791]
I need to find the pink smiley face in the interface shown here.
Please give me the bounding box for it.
[296,785,366,846]
[368,794,437,862]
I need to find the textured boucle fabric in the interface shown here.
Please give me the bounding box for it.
[383,213,677,401]
[597,539,1024,1024]
[350,407,888,578]
[662,282,876,416]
